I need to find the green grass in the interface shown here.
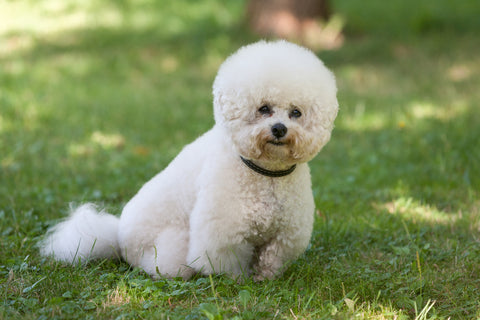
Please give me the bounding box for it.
[1,0,479,319]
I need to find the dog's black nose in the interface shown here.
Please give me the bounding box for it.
[271,123,288,138]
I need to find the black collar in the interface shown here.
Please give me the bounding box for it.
[240,156,296,178]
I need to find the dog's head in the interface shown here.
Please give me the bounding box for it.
[213,40,338,166]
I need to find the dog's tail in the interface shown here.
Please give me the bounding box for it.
[39,203,120,263]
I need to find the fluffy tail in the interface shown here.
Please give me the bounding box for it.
[40,203,120,263]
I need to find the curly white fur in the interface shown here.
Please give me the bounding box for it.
[40,40,339,280]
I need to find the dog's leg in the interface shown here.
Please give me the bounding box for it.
[122,226,194,280]
[186,221,254,278]
[252,233,308,281]
[252,240,286,281]
[187,241,254,278]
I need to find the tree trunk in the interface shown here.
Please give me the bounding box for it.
[247,0,342,50]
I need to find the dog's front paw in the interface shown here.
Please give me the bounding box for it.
[253,268,277,282]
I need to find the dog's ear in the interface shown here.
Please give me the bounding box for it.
[213,89,250,125]
[213,91,227,125]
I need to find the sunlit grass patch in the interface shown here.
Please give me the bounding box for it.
[376,197,459,225]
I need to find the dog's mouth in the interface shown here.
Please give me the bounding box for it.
[267,140,286,146]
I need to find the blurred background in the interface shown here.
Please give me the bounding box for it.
[1,0,478,206]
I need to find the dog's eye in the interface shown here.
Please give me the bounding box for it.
[289,108,302,119]
[258,105,272,115]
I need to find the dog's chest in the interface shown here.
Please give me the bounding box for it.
[242,181,291,245]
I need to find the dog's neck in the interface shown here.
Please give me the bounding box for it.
[240,157,296,178]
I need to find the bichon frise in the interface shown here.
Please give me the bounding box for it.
[40,40,339,280]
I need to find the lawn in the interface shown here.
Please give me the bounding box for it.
[1,0,479,319]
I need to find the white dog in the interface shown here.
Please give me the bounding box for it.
[40,40,338,280]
